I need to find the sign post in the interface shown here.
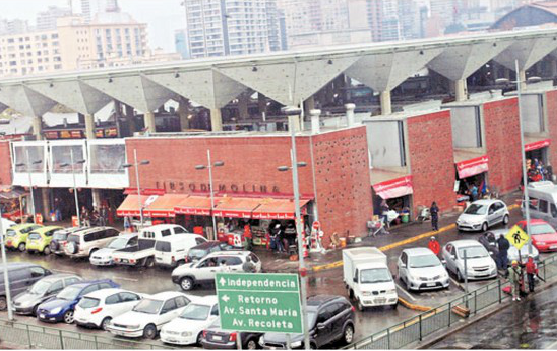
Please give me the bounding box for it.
[216,273,303,336]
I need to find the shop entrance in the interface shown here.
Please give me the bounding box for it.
[526,147,551,183]
[455,171,488,203]
[50,188,92,222]
[373,192,412,226]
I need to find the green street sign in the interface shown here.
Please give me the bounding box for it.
[216,273,302,334]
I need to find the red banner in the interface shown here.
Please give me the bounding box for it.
[372,176,413,200]
[124,188,166,196]
[525,139,551,152]
[456,156,489,179]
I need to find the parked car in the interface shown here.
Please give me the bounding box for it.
[259,295,356,350]
[106,291,193,339]
[172,251,262,291]
[25,226,64,254]
[456,199,509,232]
[36,279,119,324]
[441,240,497,281]
[50,227,87,256]
[12,274,82,315]
[201,319,262,350]
[186,241,236,263]
[521,181,557,228]
[64,227,120,258]
[1,218,16,237]
[0,263,51,310]
[160,295,219,346]
[517,219,557,252]
[141,224,189,238]
[478,230,540,263]
[397,247,449,291]
[89,233,138,266]
[5,224,43,251]
[74,288,143,330]
[155,234,207,268]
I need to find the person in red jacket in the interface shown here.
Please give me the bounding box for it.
[525,255,538,293]
[428,236,440,256]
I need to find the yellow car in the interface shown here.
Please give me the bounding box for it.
[5,223,43,252]
[26,226,64,255]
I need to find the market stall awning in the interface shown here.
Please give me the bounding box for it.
[372,176,413,200]
[456,155,489,179]
[174,196,214,216]
[116,194,151,217]
[212,197,263,218]
[525,139,551,152]
[143,194,188,218]
[251,198,310,219]
[0,187,28,200]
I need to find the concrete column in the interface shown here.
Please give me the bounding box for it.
[238,94,249,120]
[258,93,267,118]
[42,188,50,219]
[345,103,356,126]
[519,70,527,86]
[310,109,321,134]
[210,108,223,132]
[303,96,315,117]
[178,98,190,131]
[144,112,156,133]
[125,105,136,135]
[380,90,392,115]
[84,114,96,139]
[551,58,557,77]
[288,115,301,133]
[92,189,102,209]
[33,116,43,140]
[454,79,468,102]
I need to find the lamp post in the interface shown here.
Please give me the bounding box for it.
[195,150,224,241]
[16,150,42,223]
[122,149,150,227]
[59,149,86,226]
[0,206,13,320]
[278,106,310,350]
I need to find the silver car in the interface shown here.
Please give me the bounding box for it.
[89,233,138,266]
[441,240,497,281]
[397,248,449,291]
[456,199,509,232]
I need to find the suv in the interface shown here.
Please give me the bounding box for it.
[64,227,120,258]
[0,263,51,310]
[186,241,236,263]
[260,295,356,349]
[172,251,261,291]
[50,227,87,256]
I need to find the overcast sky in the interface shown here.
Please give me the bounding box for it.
[3,0,186,52]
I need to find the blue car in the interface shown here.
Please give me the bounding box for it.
[37,279,119,324]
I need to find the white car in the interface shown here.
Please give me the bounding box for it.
[441,240,498,281]
[106,291,193,339]
[1,218,15,237]
[160,295,219,346]
[89,234,138,266]
[74,288,142,330]
[397,248,449,291]
[456,199,509,232]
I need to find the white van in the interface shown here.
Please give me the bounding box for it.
[155,235,207,268]
[140,224,189,239]
[523,181,557,228]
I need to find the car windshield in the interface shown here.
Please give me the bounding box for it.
[458,246,488,259]
[5,229,16,237]
[108,237,131,249]
[409,254,440,268]
[28,233,41,240]
[188,249,207,259]
[53,231,68,241]
[78,297,100,309]
[56,285,81,300]
[155,241,171,252]
[360,268,392,283]
[530,224,556,235]
[179,304,210,320]
[132,298,163,314]
[29,280,51,295]
[464,204,487,215]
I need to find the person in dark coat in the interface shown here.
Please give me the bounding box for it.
[497,235,510,272]
[430,202,439,231]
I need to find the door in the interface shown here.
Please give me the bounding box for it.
[443,245,456,274]
[105,293,124,316]
[315,305,335,347]
[221,256,243,272]
[487,204,498,226]
[117,292,142,315]
[160,298,182,324]
[195,257,221,281]
[398,252,408,282]
[549,203,557,228]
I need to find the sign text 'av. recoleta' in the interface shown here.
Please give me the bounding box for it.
[216,273,303,334]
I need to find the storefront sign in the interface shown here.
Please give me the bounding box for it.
[373,176,414,200]
[124,188,166,196]
[456,156,489,179]
[525,139,551,152]
[155,181,280,195]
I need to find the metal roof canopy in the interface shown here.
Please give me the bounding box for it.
[493,36,557,71]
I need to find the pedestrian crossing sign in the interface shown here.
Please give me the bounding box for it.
[505,225,530,250]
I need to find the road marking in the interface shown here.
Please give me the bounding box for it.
[114,276,138,282]
[52,269,75,274]
[450,277,465,291]
[396,284,417,301]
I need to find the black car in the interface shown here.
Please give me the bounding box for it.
[201,319,262,350]
[186,241,236,263]
[0,262,52,310]
[260,295,355,349]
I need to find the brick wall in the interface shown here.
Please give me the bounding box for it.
[407,110,456,214]
[0,141,11,186]
[483,97,522,193]
[546,90,557,168]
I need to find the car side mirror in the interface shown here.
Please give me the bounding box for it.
[441,259,446,266]
[353,276,358,283]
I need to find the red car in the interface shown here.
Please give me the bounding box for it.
[517,219,557,252]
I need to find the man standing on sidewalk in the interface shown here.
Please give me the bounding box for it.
[525,255,538,293]
[497,235,510,273]
[508,260,522,301]
[430,202,439,231]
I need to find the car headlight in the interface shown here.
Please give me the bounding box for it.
[50,307,62,314]
[258,336,264,346]
[361,291,371,296]
[291,341,303,348]
[387,289,396,294]
[538,242,546,245]
[181,331,192,337]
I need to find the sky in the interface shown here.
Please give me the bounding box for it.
[3,0,186,52]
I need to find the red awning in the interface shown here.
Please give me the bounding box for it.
[525,139,551,152]
[143,194,188,218]
[456,155,489,179]
[212,197,262,218]
[116,195,151,217]
[251,198,310,219]
[174,196,214,216]
[372,176,413,200]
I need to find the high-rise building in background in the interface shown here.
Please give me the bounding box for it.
[0,19,30,35]
[174,29,190,59]
[37,6,73,31]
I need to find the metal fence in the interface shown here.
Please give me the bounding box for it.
[347,254,557,350]
[0,319,174,350]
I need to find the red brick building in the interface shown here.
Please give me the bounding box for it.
[545,90,557,168]
[0,141,11,186]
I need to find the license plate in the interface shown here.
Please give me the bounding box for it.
[167,338,177,342]
[6,241,11,245]
[426,283,436,287]
[123,259,129,263]
[40,314,45,319]
[550,245,557,249]
[212,335,223,341]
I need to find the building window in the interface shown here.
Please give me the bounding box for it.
[54,64,62,69]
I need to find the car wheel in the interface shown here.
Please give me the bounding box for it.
[392,302,399,310]
[18,243,25,252]
[457,270,464,282]
[245,338,257,350]
[88,249,98,258]
[32,305,39,316]
[310,342,317,349]
[143,324,158,340]
[0,296,6,311]
[63,310,74,324]
[101,317,112,330]
[357,299,365,312]
[502,214,509,225]
[44,246,51,255]
[180,277,194,291]
[145,257,155,268]
[176,260,185,267]
[481,222,488,232]
[196,332,203,345]
[343,324,355,344]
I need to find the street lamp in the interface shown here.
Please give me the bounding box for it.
[122,149,150,227]
[59,149,86,226]
[15,149,43,223]
[195,150,224,241]
[0,206,13,320]
[277,105,311,351]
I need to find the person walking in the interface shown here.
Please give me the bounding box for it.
[525,255,538,293]
[497,235,510,272]
[243,222,253,251]
[508,260,522,301]
[430,202,439,231]
[81,206,90,227]
[242,255,257,273]
[428,236,440,256]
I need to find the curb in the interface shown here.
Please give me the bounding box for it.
[398,297,432,312]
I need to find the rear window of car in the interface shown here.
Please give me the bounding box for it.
[155,241,171,252]
[78,297,100,309]
[67,234,80,243]
[531,223,556,235]
[28,232,41,240]
[5,229,16,237]
[249,253,260,263]
[21,226,40,234]
[53,231,68,241]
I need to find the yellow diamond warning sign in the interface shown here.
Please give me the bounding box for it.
[505,225,530,250]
